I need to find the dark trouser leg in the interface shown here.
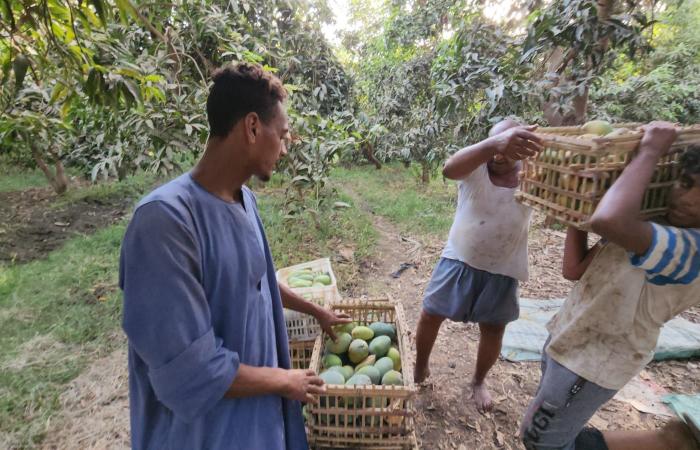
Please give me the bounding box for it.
[520,352,617,450]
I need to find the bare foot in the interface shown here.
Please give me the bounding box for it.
[471,382,493,414]
[414,366,431,384]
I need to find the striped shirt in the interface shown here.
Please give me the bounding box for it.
[630,223,700,286]
[546,223,700,390]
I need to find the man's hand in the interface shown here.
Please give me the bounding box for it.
[315,308,352,341]
[639,121,678,157]
[281,369,325,403]
[489,125,543,160]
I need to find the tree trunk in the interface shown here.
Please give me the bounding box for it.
[32,145,68,195]
[361,142,382,169]
[542,0,613,126]
[421,161,430,184]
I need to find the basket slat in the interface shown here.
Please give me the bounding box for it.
[288,338,316,370]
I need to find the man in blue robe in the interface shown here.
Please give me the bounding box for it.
[119,62,350,449]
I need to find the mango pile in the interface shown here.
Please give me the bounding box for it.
[287,267,332,288]
[526,120,635,214]
[319,321,403,387]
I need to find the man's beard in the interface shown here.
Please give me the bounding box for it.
[255,173,271,182]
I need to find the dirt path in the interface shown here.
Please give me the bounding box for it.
[342,188,544,449]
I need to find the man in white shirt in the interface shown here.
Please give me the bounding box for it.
[520,123,700,450]
[414,119,542,412]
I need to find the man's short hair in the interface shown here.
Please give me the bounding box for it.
[680,145,700,175]
[206,62,287,138]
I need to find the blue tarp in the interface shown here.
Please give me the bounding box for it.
[663,394,700,429]
[501,298,700,362]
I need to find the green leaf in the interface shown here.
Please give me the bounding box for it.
[1,0,14,31]
[89,0,108,26]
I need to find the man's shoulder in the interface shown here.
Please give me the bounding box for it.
[130,174,199,230]
[242,185,259,209]
[136,173,195,212]
[630,222,700,286]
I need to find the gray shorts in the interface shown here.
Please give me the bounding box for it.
[422,258,519,324]
[520,340,618,450]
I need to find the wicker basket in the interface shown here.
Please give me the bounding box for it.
[516,124,700,229]
[306,297,416,449]
[279,258,342,341]
[289,338,317,370]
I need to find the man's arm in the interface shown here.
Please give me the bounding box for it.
[442,125,542,180]
[279,283,351,340]
[225,365,324,404]
[590,122,678,255]
[562,227,602,281]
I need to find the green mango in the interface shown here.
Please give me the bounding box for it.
[381,370,403,386]
[351,326,374,341]
[322,354,342,369]
[346,374,372,386]
[320,370,345,385]
[288,278,313,288]
[328,365,353,381]
[356,365,381,384]
[333,321,357,335]
[387,346,401,371]
[348,339,369,364]
[313,274,332,285]
[290,271,314,281]
[325,332,352,354]
[368,335,391,358]
[369,322,397,341]
[374,357,394,378]
[582,119,613,136]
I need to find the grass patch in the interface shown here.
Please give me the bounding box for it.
[0,166,48,192]
[0,224,126,447]
[257,187,377,290]
[53,171,160,208]
[332,163,457,239]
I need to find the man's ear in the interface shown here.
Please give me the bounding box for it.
[244,112,260,144]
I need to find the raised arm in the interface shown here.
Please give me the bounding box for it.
[590,122,678,255]
[562,226,602,280]
[442,125,542,180]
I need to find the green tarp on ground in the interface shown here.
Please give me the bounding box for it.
[501,298,700,362]
[663,394,700,433]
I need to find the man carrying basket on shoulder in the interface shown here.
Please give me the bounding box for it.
[520,121,700,450]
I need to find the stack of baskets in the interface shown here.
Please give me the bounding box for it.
[516,123,700,229]
[279,258,342,369]
[306,297,417,449]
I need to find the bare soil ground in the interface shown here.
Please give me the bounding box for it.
[0,185,134,264]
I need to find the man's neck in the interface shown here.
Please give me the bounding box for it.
[191,141,250,203]
[487,162,521,188]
